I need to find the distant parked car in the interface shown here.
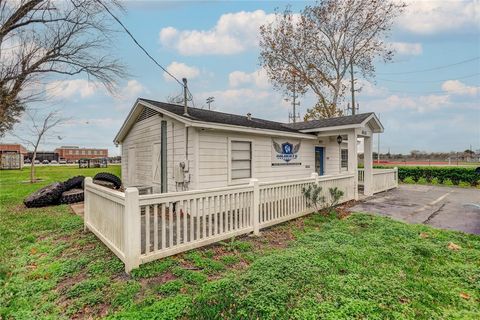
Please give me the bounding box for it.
[59,159,67,164]
[42,160,49,164]
[24,159,31,164]
[50,160,58,164]
[34,160,40,164]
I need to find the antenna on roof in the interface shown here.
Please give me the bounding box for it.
[182,78,189,116]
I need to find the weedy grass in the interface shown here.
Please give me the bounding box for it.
[1,166,479,319]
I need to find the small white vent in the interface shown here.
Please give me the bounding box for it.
[136,107,158,123]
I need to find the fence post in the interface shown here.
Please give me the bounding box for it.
[310,172,319,185]
[394,167,399,187]
[249,178,260,235]
[83,177,93,232]
[124,187,141,274]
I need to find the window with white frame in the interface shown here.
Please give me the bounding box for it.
[231,140,252,180]
[341,149,348,170]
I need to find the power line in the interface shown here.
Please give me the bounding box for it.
[96,0,183,87]
[377,57,480,75]
[377,73,480,83]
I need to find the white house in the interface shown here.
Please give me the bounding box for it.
[114,98,387,197]
[83,98,398,272]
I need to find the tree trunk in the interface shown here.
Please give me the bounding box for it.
[30,149,37,183]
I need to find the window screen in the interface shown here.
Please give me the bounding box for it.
[341,149,348,169]
[231,141,252,180]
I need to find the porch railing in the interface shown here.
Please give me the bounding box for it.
[372,168,398,193]
[85,173,355,273]
[358,169,365,185]
[357,168,398,194]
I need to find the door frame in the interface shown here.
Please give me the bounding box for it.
[314,146,325,176]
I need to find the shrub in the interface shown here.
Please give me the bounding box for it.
[417,177,428,185]
[403,177,415,184]
[458,181,470,188]
[443,179,454,186]
[302,185,325,211]
[389,166,478,186]
[375,166,479,187]
[430,177,440,185]
[326,187,344,214]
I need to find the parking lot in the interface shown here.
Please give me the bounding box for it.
[350,184,480,234]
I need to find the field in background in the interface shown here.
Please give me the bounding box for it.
[373,160,480,167]
[1,166,479,319]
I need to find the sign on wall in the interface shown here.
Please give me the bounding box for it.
[271,139,301,166]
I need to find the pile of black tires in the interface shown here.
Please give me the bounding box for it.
[24,172,122,208]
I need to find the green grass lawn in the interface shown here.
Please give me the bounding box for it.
[1,166,479,319]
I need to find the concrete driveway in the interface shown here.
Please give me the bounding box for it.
[350,184,480,234]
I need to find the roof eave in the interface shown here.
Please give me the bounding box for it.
[298,123,364,133]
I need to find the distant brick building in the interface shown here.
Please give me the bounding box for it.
[0,144,28,169]
[54,146,108,162]
[26,151,59,162]
[0,144,28,155]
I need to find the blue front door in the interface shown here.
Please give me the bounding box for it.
[315,147,324,175]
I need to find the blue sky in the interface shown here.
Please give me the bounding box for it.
[4,0,480,156]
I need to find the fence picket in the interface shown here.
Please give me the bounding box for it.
[145,206,150,254]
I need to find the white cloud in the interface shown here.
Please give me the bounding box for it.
[389,42,423,56]
[45,79,97,99]
[398,0,480,34]
[356,79,388,97]
[159,26,179,45]
[196,88,284,120]
[122,80,145,99]
[441,80,479,96]
[63,117,123,128]
[46,79,147,103]
[164,62,200,82]
[367,93,450,113]
[228,68,270,89]
[159,10,275,55]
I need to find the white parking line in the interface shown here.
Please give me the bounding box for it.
[410,192,451,215]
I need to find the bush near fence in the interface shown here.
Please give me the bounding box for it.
[374,166,479,186]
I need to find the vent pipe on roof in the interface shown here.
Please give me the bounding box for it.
[182,78,188,116]
[246,113,252,120]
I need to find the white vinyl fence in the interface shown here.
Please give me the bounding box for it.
[358,169,365,185]
[85,173,355,273]
[358,168,398,193]
[372,168,398,193]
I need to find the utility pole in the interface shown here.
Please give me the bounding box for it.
[182,78,188,116]
[350,62,356,115]
[287,75,300,123]
[206,96,214,110]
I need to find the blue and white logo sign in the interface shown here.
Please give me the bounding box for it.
[272,140,301,166]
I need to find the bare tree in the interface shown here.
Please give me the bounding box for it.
[259,0,405,120]
[14,110,65,183]
[0,0,127,136]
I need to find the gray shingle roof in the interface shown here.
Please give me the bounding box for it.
[139,98,299,133]
[139,98,373,133]
[283,113,374,131]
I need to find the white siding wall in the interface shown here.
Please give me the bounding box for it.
[196,130,318,189]
[323,137,349,175]
[121,113,195,193]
